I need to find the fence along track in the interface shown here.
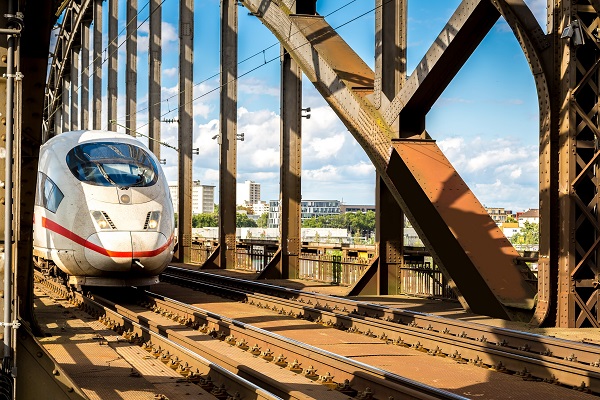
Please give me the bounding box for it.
[163,267,600,394]
[34,271,282,400]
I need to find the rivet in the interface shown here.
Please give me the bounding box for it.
[52,369,59,376]
[1,55,5,63]
[36,352,43,358]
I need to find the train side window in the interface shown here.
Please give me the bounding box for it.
[35,172,64,213]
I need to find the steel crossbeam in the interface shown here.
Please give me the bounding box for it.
[241,0,543,320]
[22,0,600,328]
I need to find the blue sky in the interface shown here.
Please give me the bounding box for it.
[92,0,546,212]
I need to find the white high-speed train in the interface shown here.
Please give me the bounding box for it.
[33,130,175,288]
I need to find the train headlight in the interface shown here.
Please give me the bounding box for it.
[91,211,114,230]
[145,211,161,230]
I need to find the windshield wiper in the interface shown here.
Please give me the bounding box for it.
[95,162,125,189]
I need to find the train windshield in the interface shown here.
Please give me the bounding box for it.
[66,142,159,188]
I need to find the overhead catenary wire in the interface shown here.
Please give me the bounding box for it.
[46,0,163,119]
[132,0,382,136]
[118,0,371,130]
[50,0,383,142]
[99,0,360,125]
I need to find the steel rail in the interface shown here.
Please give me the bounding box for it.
[34,272,282,400]
[168,267,600,362]
[135,289,467,400]
[163,267,600,393]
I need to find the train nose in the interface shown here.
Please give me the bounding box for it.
[84,232,133,272]
[84,231,172,273]
[131,232,173,272]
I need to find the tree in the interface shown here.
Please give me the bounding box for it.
[236,213,257,227]
[193,213,218,227]
[257,212,269,228]
[237,204,253,214]
[506,215,517,223]
[510,222,539,245]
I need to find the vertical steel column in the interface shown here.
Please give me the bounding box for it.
[218,0,238,269]
[177,0,194,263]
[107,0,118,131]
[0,5,7,359]
[92,0,102,130]
[375,0,406,295]
[70,47,79,130]
[126,0,137,135]
[279,46,302,279]
[148,0,162,157]
[62,76,70,133]
[54,106,62,135]
[80,20,90,130]
[1,0,13,374]
[555,1,600,327]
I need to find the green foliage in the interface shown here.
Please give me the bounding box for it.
[236,213,257,227]
[256,212,269,228]
[505,215,517,223]
[510,222,539,245]
[301,211,376,236]
[193,212,218,227]
[237,205,254,214]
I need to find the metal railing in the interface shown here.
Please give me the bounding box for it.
[190,243,213,265]
[189,243,457,299]
[299,254,371,286]
[235,245,277,272]
[399,262,457,300]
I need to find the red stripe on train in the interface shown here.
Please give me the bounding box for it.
[41,217,172,258]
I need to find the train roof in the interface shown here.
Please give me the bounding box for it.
[41,130,150,153]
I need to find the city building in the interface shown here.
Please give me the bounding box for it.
[340,204,376,213]
[517,208,539,227]
[252,201,269,216]
[485,206,513,224]
[268,199,342,228]
[502,222,521,239]
[169,181,215,214]
[237,180,261,205]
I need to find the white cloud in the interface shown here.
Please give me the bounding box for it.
[438,136,538,211]
[304,165,340,181]
[346,161,375,177]
[239,77,278,97]
[250,148,279,168]
[164,67,177,78]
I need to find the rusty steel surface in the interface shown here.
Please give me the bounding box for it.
[163,267,600,394]
[241,0,540,321]
[391,140,537,314]
[291,15,374,92]
[135,290,464,400]
[35,271,283,400]
[155,271,599,399]
[554,1,600,328]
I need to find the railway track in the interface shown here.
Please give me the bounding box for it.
[162,266,600,395]
[34,270,465,400]
[34,271,281,400]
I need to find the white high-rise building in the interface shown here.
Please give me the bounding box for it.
[169,181,215,214]
[236,180,261,205]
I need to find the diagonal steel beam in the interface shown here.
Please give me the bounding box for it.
[383,0,500,131]
[244,0,538,320]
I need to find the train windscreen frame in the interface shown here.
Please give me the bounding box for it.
[66,142,159,189]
